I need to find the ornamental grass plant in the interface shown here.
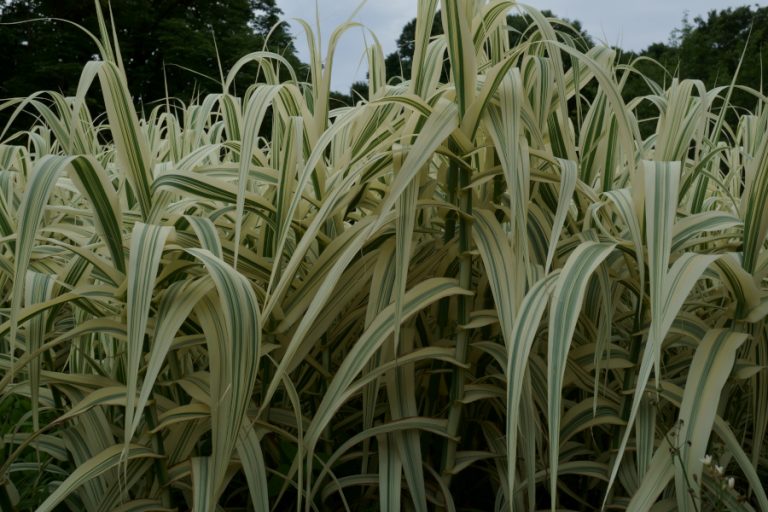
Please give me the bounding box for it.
[1,1,767,510]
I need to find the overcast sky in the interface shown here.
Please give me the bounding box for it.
[275,1,768,92]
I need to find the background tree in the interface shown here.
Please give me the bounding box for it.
[676,5,767,116]
[617,6,767,135]
[383,11,443,84]
[676,6,767,91]
[0,0,304,104]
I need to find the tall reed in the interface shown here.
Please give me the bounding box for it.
[1,1,766,510]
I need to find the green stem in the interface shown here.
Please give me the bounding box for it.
[442,149,472,485]
[0,482,13,512]
[144,402,171,507]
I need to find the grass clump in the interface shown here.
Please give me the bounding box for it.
[0,1,767,510]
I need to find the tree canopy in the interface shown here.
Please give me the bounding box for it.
[2,1,766,111]
[624,6,767,106]
[0,0,303,104]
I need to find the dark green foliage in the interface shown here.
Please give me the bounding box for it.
[0,396,60,511]
[0,0,303,103]
[676,7,767,91]
[617,6,768,137]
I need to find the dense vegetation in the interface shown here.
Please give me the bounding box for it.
[0,0,302,102]
[632,6,768,93]
[367,5,768,105]
[1,1,767,511]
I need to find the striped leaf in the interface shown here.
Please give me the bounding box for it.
[675,329,747,511]
[35,445,160,512]
[547,241,615,505]
[125,222,173,446]
[186,248,262,503]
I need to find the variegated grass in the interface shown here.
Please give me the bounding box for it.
[0,1,767,511]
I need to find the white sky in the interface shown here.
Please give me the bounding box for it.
[276,1,768,92]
